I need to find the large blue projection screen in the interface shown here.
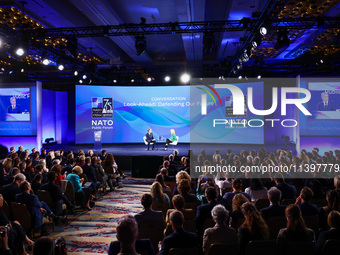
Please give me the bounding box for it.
[75,84,264,144]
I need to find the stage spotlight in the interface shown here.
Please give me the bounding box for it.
[252,34,262,48]
[320,59,323,64]
[257,75,261,79]
[131,79,135,83]
[83,74,87,80]
[113,79,117,83]
[260,26,267,36]
[79,79,83,84]
[237,64,242,70]
[180,73,191,83]
[21,68,24,73]
[238,75,242,80]
[58,63,64,71]
[74,70,78,76]
[147,77,152,82]
[16,47,24,56]
[135,35,146,55]
[164,76,171,82]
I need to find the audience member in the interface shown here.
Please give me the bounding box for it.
[0,173,25,205]
[203,204,237,255]
[134,194,164,225]
[276,204,315,255]
[155,174,171,193]
[33,237,54,255]
[238,202,269,255]
[295,187,319,216]
[230,194,249,229]
[150,182,170,206]
[274,173,297,199]
[158,211,200,255]
[316,210,340,253]
[222,179,251,211]
[260,187,286,221]
[245,178,268,202]
[177,179,200,205]
[114,215,139,255]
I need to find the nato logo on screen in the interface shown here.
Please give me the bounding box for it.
[92,97,113,118]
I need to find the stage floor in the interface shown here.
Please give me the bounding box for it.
[47,143,295,157]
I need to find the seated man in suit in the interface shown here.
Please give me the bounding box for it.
[134,194,164,225]
[295,187,318,216]
[7,97,21,113]
[146,128,156,150]
[222,179,251,211]
[274,173,297,200]
[0,173,25,205]
[82,157,101,194]
[196,187,219,240]
[15,181,57,234]
[159,211,200,255]
[109,214,155,255]
[41,172,74,215]
[260,187,286,221]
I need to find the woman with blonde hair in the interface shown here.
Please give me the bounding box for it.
[150,181,170,206]
[155,174,171,193]
[173,170,194,196]
[230,193,249,230]
[239,202,269,255]
[164,128,177,151]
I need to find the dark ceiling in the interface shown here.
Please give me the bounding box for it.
[0,0,340,87]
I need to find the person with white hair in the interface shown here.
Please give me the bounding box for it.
[202,204,237,255]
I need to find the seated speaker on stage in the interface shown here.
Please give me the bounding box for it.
[146,128,156,150]
[164,129,177,151]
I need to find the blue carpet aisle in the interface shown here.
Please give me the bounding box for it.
[50,175,153,254]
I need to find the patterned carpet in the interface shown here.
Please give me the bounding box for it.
[50,175,153,254]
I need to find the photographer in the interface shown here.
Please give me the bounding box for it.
[0,226,11,255]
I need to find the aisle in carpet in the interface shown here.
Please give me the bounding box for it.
[51,176,153,254]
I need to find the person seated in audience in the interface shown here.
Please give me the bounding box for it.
[295,187,319,216]
[91,155,115,192]
[274,173,297,200]
[165,195,195,235]
[41,172,74,215]
[196,176,220,204]
[2,167,20,186]
[34,164,48,183]
[62,158,76,175]
[158,211,200,255]
[32,236,55,255]
[1,173,26,205]
[150,182,170,206]
[19,161,31,182]
[160,168,175,182]
[109,215,154,255]
[245,177,268,202]
[222,179,251,211]
[168,155,178,171]
[172,171,195,196]
[15,181,57,235]
[155,174,171,194]
[0,226,12,255]
[196,187,219,239]
[173,150,181,162]
[102,153,122,188]
[76,154,85,167]
[31,173,43,194]
[230,194,249,229]
[0,194,34,255]
[318,190,339,230]
[334,175,340,195]
[238,202,269,255]
[82,156,101,194]
[203,204,237,255]
[260,187,286,221]
[214,166,233,196]
[177,157,190,173]
[276,204,315,255]
[134,194,164,225]
[316,210,340,253]
[50,164,63,186]
[159,160,176,176]
[66,166,93,210]
[177,179,200,205]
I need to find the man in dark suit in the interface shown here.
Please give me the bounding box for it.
[196,187,219,241]
[260,187,286,221]
[296,187,318,216]
[15,181,56,232]
[82,157,101,194]
[316,210,340,253]
[0,173,25,205]
[159,211,200,255]
[274,173,297,200]
[134,194,164,225]
[222,179,251,211]
[7,97,21,113]
[146,128,156,150]
[15,146,23,158]
[41,172,74,215]
[62,158,76,175]
[317,92,335,111]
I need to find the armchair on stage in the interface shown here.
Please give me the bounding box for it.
[169,136,179,149]
[143,136,155,150]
